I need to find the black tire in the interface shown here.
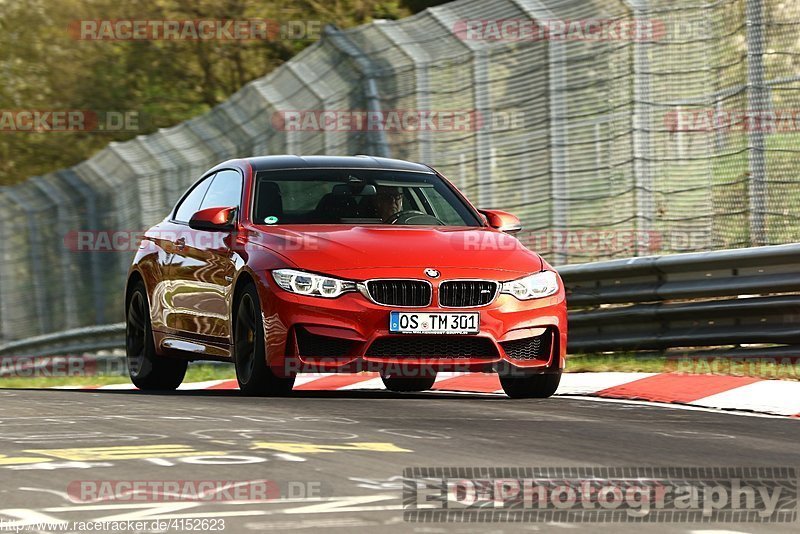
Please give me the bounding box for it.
[381,373,437,392]
[499,371,561,399]
[233,281,295,396]
[126,281,187,390]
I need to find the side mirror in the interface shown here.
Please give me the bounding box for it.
[189,206,236,231]
[479,209,522,234]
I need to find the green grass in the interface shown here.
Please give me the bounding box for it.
[567,353,800,381]
[181,363,236,381]
[0,363,235,389]
[566,354,668,373]
[0,375,130,388]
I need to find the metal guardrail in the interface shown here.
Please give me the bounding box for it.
[0,323,125,359]
[561,243,800,354]
[1,243,798,358]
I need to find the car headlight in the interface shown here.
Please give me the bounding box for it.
[501,271,559,300]
[272,269,356,298]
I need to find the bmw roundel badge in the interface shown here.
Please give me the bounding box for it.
[424,268,440,279]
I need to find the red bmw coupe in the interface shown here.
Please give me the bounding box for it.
[125,156,567,398]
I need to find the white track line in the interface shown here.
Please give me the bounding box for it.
[558,395,794,420]
[177,379,228,390]
[689,380,800,416]
[337,377,385,390]
[556,372,657,395]
[293,374,337,387]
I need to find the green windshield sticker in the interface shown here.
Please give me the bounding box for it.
[264,216,279,224]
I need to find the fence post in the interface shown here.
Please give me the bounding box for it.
[548,41,568,265]
[4,189,52,335]
[428,6,494,207]
[745,0,769,246]
[626,0,655,256]
[0,192,8,341]
[32,177,78,330]
[374,22,433,163]
[472,49,493,208]
[61,169,106,325]
[323,25,391,158]
[513,0,568,264]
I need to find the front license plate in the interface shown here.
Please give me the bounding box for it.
[389,311,479,334]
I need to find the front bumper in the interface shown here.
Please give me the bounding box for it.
[255,274,567,376]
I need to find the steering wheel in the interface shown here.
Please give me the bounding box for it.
[385,210,445,226]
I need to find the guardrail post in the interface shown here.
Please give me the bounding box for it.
[745,0,769,246]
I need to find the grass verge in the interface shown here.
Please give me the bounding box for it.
[567,353,800,381]
[0,363,236,389]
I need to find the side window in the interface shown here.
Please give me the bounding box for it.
[174,174,214,223]
[200,169,243,211]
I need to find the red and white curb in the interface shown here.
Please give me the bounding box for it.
[54,372,800,418]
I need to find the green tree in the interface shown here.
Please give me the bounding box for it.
[0,0,411,185]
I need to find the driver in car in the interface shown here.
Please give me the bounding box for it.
[375,185,404,222]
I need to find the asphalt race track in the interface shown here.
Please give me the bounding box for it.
[0,388,798,533]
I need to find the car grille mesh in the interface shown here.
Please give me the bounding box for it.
[366,336,498,359]
[439,280,498,307]
[366,280,431,307]
[500,331,552,361]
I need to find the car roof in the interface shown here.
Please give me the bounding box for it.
[241,155,434,173]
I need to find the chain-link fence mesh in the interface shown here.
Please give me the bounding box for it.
[0,0,798,340]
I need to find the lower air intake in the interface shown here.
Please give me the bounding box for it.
[500,330,553,361]
[366,336,498,359]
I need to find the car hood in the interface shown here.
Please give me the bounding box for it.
[249,225,543,280]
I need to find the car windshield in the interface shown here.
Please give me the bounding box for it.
[252,169,482,226]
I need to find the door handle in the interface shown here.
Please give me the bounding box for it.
[174,237,186,250]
